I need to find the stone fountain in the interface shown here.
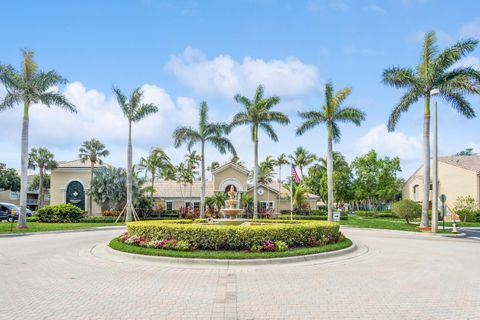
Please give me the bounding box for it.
[221,185,243,219]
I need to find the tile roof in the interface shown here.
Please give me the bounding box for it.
[439,155,480,173]
[152,180,215,198]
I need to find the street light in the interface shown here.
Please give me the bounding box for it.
[430,88,440,233]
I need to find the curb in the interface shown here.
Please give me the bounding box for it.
[103,241,358,266]
[0,226,126,238]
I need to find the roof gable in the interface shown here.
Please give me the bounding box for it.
[212,162,249,176]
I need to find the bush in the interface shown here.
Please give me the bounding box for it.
[456,210,480,223]
[37,204,86,223]
[354,210,399,218]
[278,213,348,221]
[391,200,421,224]
[127,219,340,251]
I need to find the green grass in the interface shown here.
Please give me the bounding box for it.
[340,216,421,232]
[109,237,352,260]
[0,222,123,234]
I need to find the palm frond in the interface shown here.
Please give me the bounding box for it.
[207,136,237,156]
[268,111,290,125]
[21,49,37,81]
[440,91,476,118]
[172,127,202,148]
[38,92,77,113]
[433,38,478,73]
[259,123,278,142]
[132,103,158,122]
[330,121,341,143]
[382,67,419,89]
[437,67,480,94]
[0,91,21,111]
[333,87,352,107]
[253,85,264,105]
[335,107,366,125]
[233,94,251,108]
[387,89,420,131]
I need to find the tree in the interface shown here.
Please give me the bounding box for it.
[184,151,201,205]
[173,102,236,218]
[90,166,141,211]
[230,155,246,168]
[29,174,50,192]
[240,193,254,209]
[351,150,402,209]
[455,148,476,156]
[230,85,290,218]
[79,139,110,216]
[207,161,220,179]
[284,179,309,211]
[28,147,57,208]
[0,163,20,192]
[139,148,171,197]
[0,49,76,228]
[297,82,365,221]
[212,192,228,212]
[392,200,421,224]
[288,147,316,178]
[253,156,276,184]
[275,153,289,184]
[113,87,158,222]
[382,31,480,227]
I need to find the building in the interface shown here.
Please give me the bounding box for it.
[402,155,480,219]
[47,160,319,215]
[0,174,50,210]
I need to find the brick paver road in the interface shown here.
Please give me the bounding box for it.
[0,227,479,320]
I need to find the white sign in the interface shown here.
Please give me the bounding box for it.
[333,212,341,222]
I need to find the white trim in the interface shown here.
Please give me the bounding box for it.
[218,178,244,192]
[63,178,87,190]
[211,162,250,175]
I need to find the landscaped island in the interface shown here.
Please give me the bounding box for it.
[109,219,351,259]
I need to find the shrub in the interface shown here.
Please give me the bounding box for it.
[274,240,288,252]
[37,204,86,223]
[391,200,421,224]
[127,219,340,251]
[354,210,399,218]
[454,196,480,222]
[278,214,348,221]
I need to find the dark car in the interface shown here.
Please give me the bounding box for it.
[0,203,20,222]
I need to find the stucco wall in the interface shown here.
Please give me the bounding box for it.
[213,166,248,191]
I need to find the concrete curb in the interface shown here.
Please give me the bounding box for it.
[103,241,358,266]
[0,225,126,238]
[340,225,463,237]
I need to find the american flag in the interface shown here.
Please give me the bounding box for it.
[291,165,302,184]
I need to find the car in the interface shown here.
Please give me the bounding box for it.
[0,203,20,222]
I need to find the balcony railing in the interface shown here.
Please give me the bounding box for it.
[26,199,38,205]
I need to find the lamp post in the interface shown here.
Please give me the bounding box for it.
[430,88,440,233]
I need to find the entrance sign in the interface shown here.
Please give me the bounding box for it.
[333,212,341,222]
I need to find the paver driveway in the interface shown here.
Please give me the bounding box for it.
[0,227,479,320]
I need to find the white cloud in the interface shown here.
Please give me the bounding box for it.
[363,4,386,14]
[459,18,480,39]
[357,124,422,162]
[165,46,321,100]
[453,56,480,70]
[0,82,198,169]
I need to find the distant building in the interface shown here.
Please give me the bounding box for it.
[402,155,480,220]
[0,174,50,210]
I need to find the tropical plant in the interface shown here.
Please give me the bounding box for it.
[114,87,158,222]
[240,193,254,208]
[78,139,110,216]
[275,153,289,184]
[230,155,246,167]
[212,192,228,211]
[0,49,76,228]
[173,102,236,218]
[29,174,50,192]
[251,156,276,184]
[284,180,309,211]
[382,31,480,227]
[297,82,365,221]
[139,148,171,197]
[0,163,20,192]
[288,147,316,178]
[207,161,220,179]
[28,147,57,208]
[230,85,289,218]
[392,200,421,224]
[455,148,476,156]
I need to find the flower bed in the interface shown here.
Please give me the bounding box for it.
[123,219,341,252]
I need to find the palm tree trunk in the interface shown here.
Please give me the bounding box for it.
[327,131,334,222]
[89,161,94,216]
[126,121,133,222]
[38,167,44,208]
[420,97,431,228]
[277,165,281,213]
[200,142,206,218]
[253,129,258,219]
[151,169,155,198]
[17,103,29,229]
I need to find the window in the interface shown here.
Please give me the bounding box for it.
[193,202,200,209]
[260,201,274,209]
[9,192,19,200]
[413,185,419,201]
[166,201,173,211]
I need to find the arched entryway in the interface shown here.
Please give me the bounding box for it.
[66,181,85,210]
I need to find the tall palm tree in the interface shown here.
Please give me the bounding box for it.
[139,148,170,197]
[230,155,246,168]
[274,153,289,212]
[79,139,110,216]
[114,87,158,222]
[28,147,57,208]
[173,102,236,218]
[0,49,76,228]
[288,147,317,178]
[297,82,365,221]
[382,31,480,227]
[253,156,276,184]
[230,85,290,218]
[184,151,201,206]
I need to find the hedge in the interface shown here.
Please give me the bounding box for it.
[353,210,399,218]
[127,219,340,251]
[36,204,86,223]
[278,213,348,221]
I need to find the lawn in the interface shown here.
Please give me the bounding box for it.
[0,221,123,234]
[109,237,353,259]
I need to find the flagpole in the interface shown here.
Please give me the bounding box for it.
[290,172,293,221]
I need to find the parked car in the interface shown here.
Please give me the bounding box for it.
[0,203,20,222]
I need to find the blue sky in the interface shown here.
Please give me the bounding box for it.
[1,0,480,178]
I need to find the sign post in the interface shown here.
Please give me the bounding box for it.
[440,194,446,232]
[10,208,15,233]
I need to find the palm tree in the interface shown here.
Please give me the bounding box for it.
[382,31,480,227]
[288,147,317,178]
[230,155,246,168]
[113,87,158,222]
[274,153,289,212]
[0,49,76,228]
[230,85,290,218]
[28,148,57,208]
[173,102,236,218]
[79,139,110,216]
[297,82,365,221]
[139,148,170,197]
[253,156,276,184]
[207,161,220,179]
